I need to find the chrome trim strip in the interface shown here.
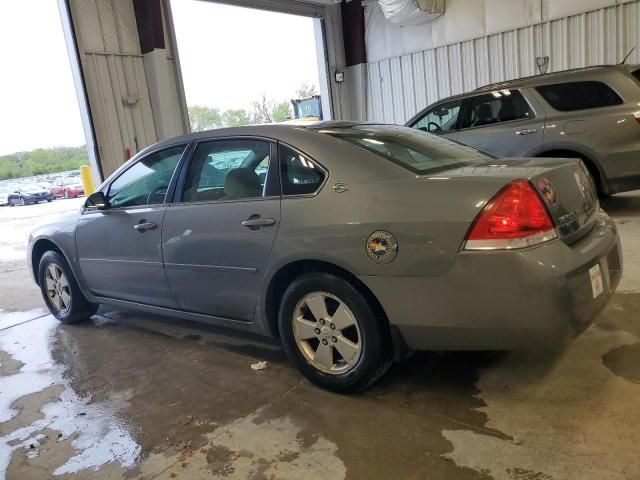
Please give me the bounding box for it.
[463,229,558,251]
[80,258,161,265]
[164,263,258,273]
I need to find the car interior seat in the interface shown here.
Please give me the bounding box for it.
[223,168,263,199]
[473,103,497,127]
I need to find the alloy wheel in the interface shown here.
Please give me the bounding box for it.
[292,291,362,375]
[44,264,71,313]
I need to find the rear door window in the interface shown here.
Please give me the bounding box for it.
[459,90,534,129]
[536,81,623,111]
[410,99,462,134]
[279,145,326,196]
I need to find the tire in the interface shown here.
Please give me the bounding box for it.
[38,250,97,324]
[47,199,52,202]
[278,272,392,393]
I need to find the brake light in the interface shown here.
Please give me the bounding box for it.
[464,179,557,250]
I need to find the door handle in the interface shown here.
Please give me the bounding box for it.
[242,217,276,230]
[515,128,537,136]
[133,221,157,232]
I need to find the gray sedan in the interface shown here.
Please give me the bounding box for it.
[28,122,622,392]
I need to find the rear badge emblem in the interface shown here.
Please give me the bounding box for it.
[366,231,398,264]
[538,178,557,205]
[333,182,348,193]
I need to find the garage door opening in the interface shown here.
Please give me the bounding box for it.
[170,0,329,132]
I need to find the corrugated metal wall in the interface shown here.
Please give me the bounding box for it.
[70,0,158,177]
[365,0,640,123]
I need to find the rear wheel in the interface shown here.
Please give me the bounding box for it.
[38,251,97,324]
[278,272,392,393]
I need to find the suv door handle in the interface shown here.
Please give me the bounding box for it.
[133,221,157,232]
[515,128,537,135]
[242,217,276,230]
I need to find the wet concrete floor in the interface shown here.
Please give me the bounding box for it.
[0,194,639,479]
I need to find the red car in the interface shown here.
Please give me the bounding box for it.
[50,178,84,198]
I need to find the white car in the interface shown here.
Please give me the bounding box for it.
[0,188,10,206]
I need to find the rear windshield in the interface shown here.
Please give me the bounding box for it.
[536,81,623,111]
[633,69,640,83]
[320,125,491,174]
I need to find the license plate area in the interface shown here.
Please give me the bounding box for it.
[589,263,604,298]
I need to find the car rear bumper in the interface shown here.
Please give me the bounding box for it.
[359,211,622,351]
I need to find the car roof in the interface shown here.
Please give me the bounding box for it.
[419,64,639,107]
[475,64,637,91]
[142,121,381,152]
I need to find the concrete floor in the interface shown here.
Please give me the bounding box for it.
[0,194,639,479]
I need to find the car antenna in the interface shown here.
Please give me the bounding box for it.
[619,46,636,65]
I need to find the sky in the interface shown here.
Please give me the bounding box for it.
[170,0,321,111]
[0,0,321,156]
[0,1,85,155]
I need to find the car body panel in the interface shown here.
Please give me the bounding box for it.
[407,65,640,194]
[162,198,281,320]
[75,206,177,308]
[28,123,622,353]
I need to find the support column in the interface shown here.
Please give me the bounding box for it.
[134,0,186,140]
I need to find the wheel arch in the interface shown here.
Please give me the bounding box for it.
[536,148,607,193]
[31,238,65,286]
[264,259,391,339]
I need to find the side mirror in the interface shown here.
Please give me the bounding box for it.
[85,191,108,210]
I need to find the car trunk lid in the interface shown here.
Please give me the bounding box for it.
[437,157,599,244]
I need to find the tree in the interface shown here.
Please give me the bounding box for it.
[222,109,253,127]
[271,101,292,122]
[188,105,223,132]
[252,94,292,124]
[295,82,319,99]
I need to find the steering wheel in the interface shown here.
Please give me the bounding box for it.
[146,185,168,205]
[427,122,442,133]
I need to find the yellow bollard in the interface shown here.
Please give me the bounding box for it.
[79,165,95,196]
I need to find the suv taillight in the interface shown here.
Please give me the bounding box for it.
[464,179,557,250]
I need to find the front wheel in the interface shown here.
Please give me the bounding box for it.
[278,272,392,393]
[38,251,97,324]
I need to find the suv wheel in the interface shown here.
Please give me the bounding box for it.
[38,251,97,324]
[278,272,392,393]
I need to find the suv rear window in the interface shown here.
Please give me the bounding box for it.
[536,81,623,111]
[322,125,491,174]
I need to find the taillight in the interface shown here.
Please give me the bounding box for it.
[464,179,557,250]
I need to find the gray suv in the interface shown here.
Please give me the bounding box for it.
[407,65,640,196]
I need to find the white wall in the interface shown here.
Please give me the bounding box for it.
[364,0,640,123]
[366,0,638,62]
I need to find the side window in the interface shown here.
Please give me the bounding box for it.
[182,139,273,202]
[536,81,623,111]
[107,145,185,209]
[411,100,462,134]
[279,144,326,196]
[459,90,534,129]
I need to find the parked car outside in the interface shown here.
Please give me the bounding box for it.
[406,65,640,196]
[50,177,85,198]
[9,185,55,206]
[0,187,9,206]
[27,123,621,392]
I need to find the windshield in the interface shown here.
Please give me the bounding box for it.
[320,125,491,174]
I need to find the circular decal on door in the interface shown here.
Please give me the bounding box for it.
[366,231,398,264]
